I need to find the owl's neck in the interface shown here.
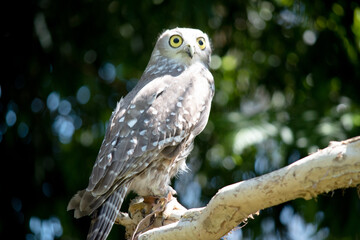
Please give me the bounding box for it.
[143,54,186,78]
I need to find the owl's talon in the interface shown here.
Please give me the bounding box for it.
[167,186,177,196]
[161,197,187,221]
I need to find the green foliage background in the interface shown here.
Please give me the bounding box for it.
[3,0,360,239]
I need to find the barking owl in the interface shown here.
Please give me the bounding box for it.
[68,27,214,240]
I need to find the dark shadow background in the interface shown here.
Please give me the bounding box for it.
[2,0,360,239]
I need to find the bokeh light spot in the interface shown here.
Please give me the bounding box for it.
[80,130,94,146]
[53,116,75,144]
[29,216,63,240]
[303,30,317,45]
[34,13,53,50]
[119,24,134,38]
[76,86,91,104]
[280,126,294,144]
[6,110,17,127]
[253,50,266,63]
[72,114,83,130]
[84,50,97,64]
[31,98,45,113]
[210,55,222,70]
[18,122,29,138]
[248,10,266,30]
[222,156,235,170]
[58,100,72,115]
[332,3,344,16]
[268,55,281,67]
[98,62,116,83]
[222,55,237,71]
[46,92,60,112]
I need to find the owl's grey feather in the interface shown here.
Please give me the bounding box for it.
[87,185,129,240]
[68,27,214,240]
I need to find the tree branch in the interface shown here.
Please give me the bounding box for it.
[118,136,360,240]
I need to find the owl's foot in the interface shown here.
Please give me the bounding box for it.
[161,196,187,225]
[138,192,187,225]
[167,186,177,196]
[117,193,187,239]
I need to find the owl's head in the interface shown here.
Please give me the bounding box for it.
[152,28,212,68]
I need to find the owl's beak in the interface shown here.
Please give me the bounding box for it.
[184,44,195,58]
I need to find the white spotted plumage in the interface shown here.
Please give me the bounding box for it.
[67,27,214,240]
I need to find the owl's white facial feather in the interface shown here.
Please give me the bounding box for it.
[150,28,212,68]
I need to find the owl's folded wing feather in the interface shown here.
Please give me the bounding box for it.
[86,67,213,198]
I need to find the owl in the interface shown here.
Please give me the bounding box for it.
[67,27,214,240]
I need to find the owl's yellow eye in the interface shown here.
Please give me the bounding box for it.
[169,35,183,48]
[197,37,206,50]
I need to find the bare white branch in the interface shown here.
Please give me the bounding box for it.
[134,136,360,240]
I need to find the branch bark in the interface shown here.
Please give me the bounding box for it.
[120,136,360,240]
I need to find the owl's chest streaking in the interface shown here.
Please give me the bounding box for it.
[127,63,214,197]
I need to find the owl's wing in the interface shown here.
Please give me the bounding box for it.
[86,67,214,197]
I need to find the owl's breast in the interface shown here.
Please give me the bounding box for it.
[180,63,214,136]
[129,155,183,196]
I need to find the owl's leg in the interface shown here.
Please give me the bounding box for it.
[142,190,173,209]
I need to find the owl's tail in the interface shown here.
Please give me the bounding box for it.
[87,182,130,240]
